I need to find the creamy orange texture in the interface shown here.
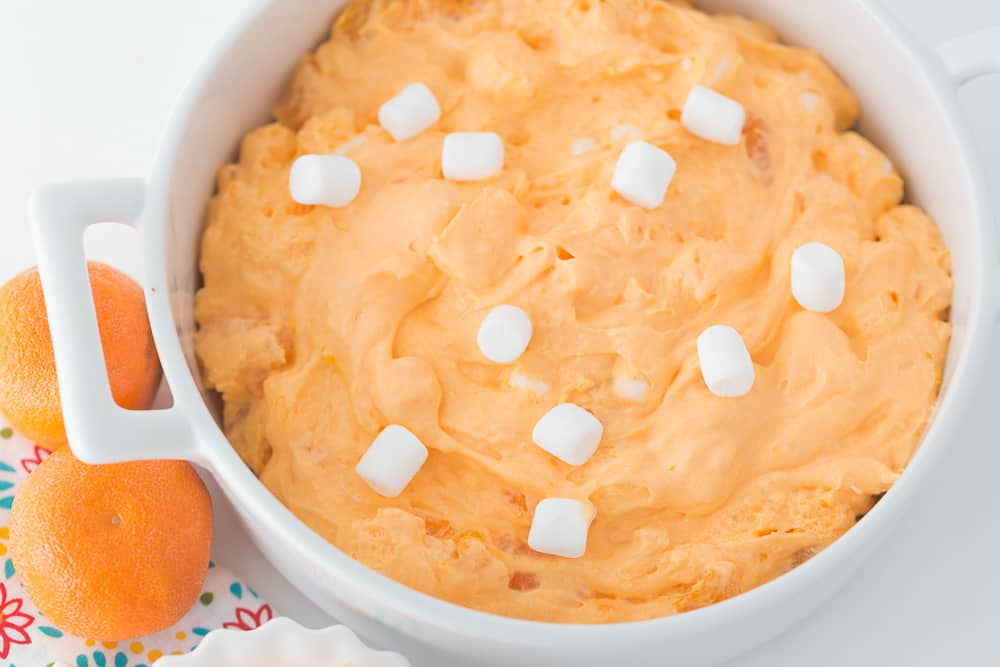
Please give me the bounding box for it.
[195,0,952,622]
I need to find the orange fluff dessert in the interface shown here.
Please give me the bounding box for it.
[195,0,951,623]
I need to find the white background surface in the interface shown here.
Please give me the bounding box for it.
[1,1,999,665]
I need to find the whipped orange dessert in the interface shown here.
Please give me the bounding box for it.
[195,0,952,622]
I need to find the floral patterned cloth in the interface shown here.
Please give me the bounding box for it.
[0,423,273,667]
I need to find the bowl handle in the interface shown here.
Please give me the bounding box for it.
[937,27,1000,86]
[29,179,198,464]
[937,27,1000,319]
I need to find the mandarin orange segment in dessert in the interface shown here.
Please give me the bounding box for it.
[194,0,952,623]
[0,262,161,446]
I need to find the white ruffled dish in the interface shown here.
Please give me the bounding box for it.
[156,617,410,667]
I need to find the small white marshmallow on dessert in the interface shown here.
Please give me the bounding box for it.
[613,377,649,402]
[289,154,362,208]
[697,325,755,398]
[610,123,643,143]
[509,371,550,396]
[611,140,676,210]
[442,132,504,181]
[532,403,604,466]
[681,57,694,71]
[791,242,845,313]
[528,498,596,558]
[681,86,746,146]
[355,425,428,497]
[799,91,820,112]
[378,82,442,141]
[571,137,599,156]
[477,305,533,363]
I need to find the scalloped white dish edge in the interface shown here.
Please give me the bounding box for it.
[156,617,411,667]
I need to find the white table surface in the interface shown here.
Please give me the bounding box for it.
[2,1,998,665]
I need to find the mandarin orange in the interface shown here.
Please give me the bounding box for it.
[9,447,213,640]
[0,262,161,446]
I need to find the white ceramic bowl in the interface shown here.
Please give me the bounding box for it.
[157,618,410,667]
[28,1,1000,665]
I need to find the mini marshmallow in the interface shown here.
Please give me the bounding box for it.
[611,140,677,210]
[697,325,755,398]
[532,403,603,466]
[791,242,845,313]
[355,425,428,497]
[289,154,361,208]
[478,305,533,363]
[510,370,550,396]
[681,86,746,146]
[572,137,599,156]
[378,82,441,141]
[614,377,649,402]
[528,498,596,558]
[681,57,694,71]
[610,123,643,143]
[442,132,504,181]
